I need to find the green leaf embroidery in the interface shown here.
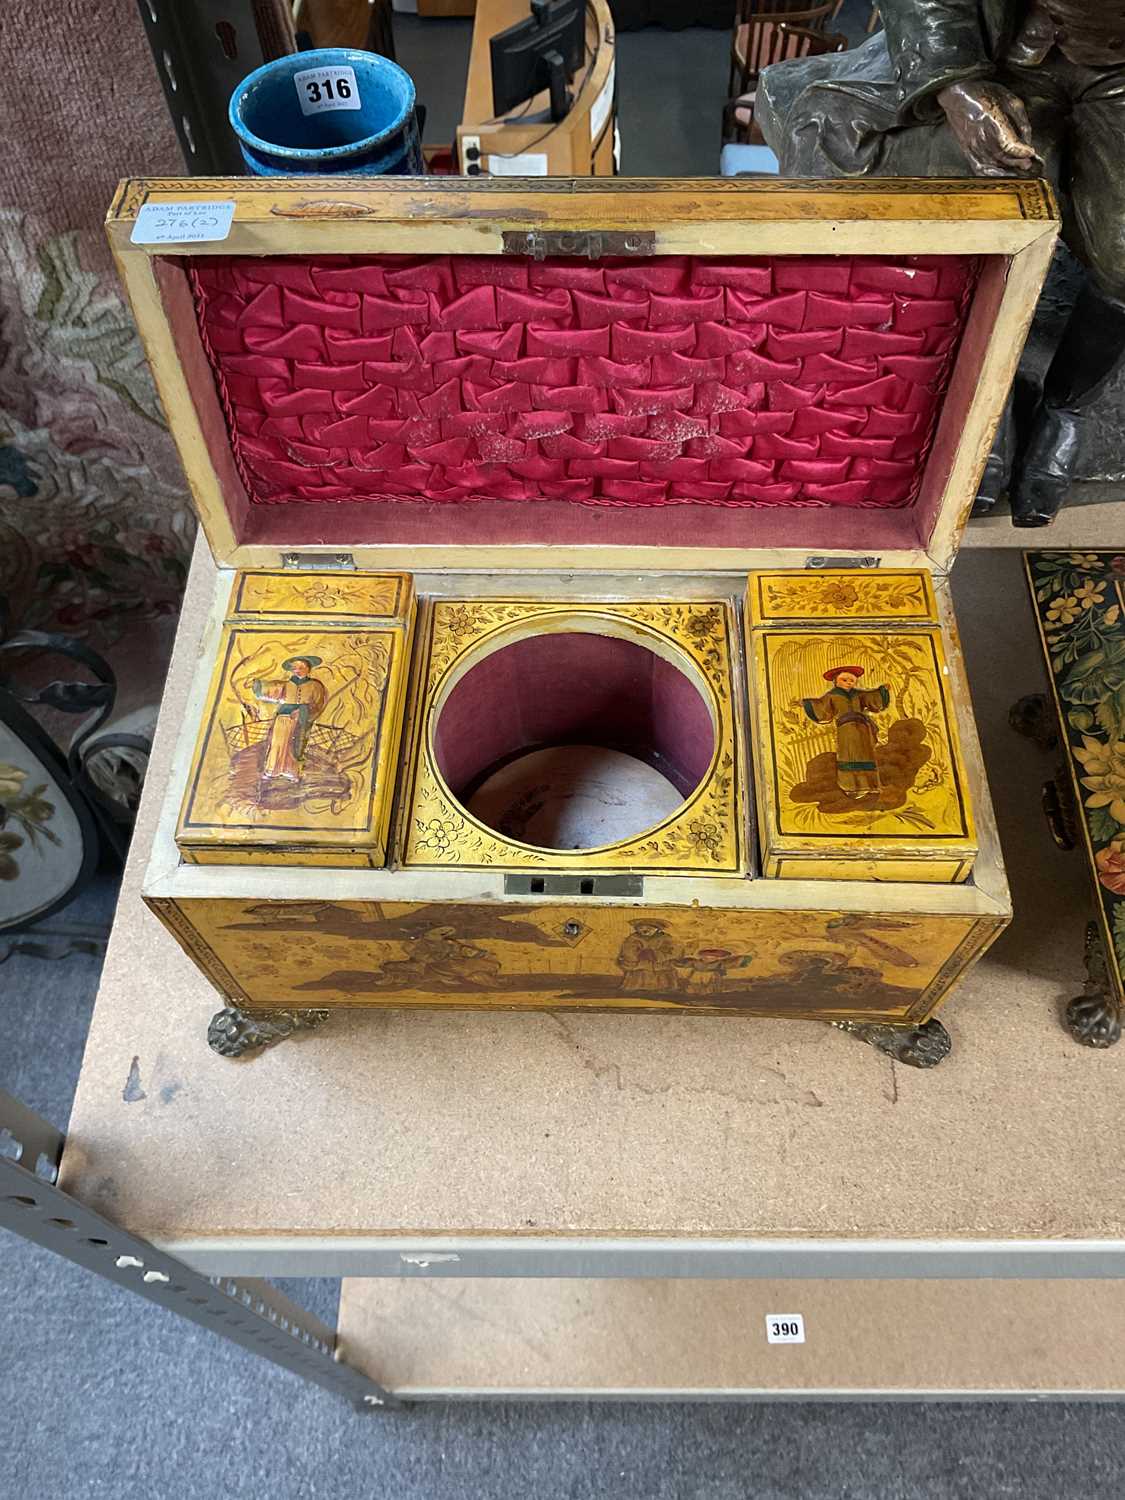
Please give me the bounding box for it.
[1088,804,1120,846]
[1096,697,1119,737]
[1113,904,1125,971]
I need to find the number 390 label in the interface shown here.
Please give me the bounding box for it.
[294,65,361,116]
[765,1313,805,1345]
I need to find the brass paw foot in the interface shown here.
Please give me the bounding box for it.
[833,1017,952,1069]
[207,1005,330,1058]
[1065,923,1121,1049]
[1066,994,1122,1048]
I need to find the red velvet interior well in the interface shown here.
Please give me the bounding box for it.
[433,633,715,802]
[190,252,979,514]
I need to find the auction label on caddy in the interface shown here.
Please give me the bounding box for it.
[131,201,235,245]
[294,65,362,115]
[765,1313,806,1345]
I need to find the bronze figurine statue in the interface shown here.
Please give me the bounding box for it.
[759,0,1125,526]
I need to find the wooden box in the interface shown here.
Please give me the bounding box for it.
[746,569,977,883]
[109,176,1058,1050]
[175,569,414,867]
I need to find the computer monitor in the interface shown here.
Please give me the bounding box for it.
[490,0,586,124]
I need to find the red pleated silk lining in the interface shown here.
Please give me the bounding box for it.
[190,252,979,512]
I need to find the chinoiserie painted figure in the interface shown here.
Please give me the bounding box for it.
[251,655,327,781]
[678,948,740,997]
[758,0,1125,527]
[800,666,891,797]
[400,926,502,989]
[617,919,681,993]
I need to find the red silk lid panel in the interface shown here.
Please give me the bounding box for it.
[190,253,979,513]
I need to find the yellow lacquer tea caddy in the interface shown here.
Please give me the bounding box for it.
[108,174,1059,1064]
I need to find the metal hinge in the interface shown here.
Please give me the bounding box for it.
[281,552,356,571]
[502,230,655,260]
[805,555,881,570]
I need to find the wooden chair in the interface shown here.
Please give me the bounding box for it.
[829,0,882,32]
[727,0,834,101]
[723,18,847,146]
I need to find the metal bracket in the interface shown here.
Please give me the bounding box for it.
[805,555,881,570]
[505,873,644,897]
[0,1089,397,1411]
[502,230,656,260]
[282,552,357,572]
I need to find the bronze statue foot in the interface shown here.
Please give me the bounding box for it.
[207,1005,330,1058]
[833,1017,952,1069]
[970,450,1009,518]
[1011,478,1068,529]
[972,393,1015,519]
[1009,404,1073,528]
[1011,283,1125,528]
[970,492,1001,520]
[1064,922,1121,1049]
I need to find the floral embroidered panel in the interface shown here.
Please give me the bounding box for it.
[1028,550,1125,999]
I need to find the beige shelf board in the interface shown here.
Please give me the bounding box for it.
[962,491,1120,550]
[338,1278,1125,1399]
[59,539,1125,1274]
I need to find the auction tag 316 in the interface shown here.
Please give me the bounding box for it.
[131,201,235,245]
[294,65,361,115]
[765,1313,805,1345]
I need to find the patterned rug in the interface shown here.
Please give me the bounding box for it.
[0,0,193,839]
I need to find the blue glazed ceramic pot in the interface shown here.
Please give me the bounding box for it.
[229,49,423,176]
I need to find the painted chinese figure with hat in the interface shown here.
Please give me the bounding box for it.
[617,919,681,993]
[799,667,892,797]
[251,655,327,782]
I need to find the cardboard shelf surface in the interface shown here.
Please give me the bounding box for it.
[60,517,1125,1273]
[337,1278,1125,1398]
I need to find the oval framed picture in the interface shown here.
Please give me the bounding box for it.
[0,689,98,932]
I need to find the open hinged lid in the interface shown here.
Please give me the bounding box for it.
[108,176,1058,575]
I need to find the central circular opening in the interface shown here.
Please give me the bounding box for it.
[432,630,717,852]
